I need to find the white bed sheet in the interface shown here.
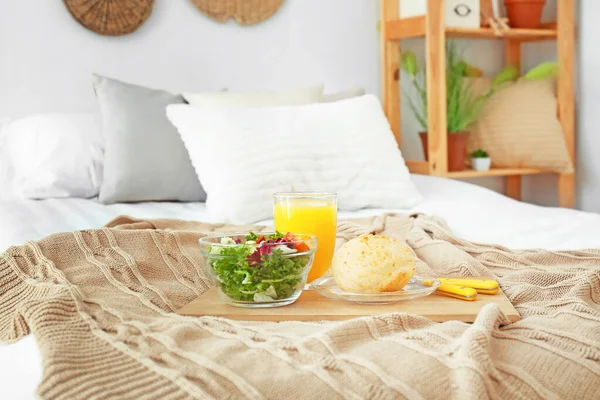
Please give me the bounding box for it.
[1,175,599,252]
[2,174,600,400]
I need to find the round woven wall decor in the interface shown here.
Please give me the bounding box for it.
[63,0,155,36]
[190,0,284,25]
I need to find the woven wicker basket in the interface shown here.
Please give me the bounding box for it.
[190,0,284,25]
[63,0,154,36]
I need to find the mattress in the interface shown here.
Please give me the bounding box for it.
[2,174,600,400]
[1,175,599,252]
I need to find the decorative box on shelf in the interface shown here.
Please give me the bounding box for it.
[399,0,481,28]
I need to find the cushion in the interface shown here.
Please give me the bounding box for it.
[167,95,423,224]
[183,85,324,108]
[94,74,206,204]
[468,78,573,172]
[3,113,103,199]
[323,87,366,102]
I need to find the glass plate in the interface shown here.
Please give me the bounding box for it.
[310,276,441,304]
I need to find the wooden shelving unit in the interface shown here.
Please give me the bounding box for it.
[380,0,576,207]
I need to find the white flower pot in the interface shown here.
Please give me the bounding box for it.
[471,157,492,171]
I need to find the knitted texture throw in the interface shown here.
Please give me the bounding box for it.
[1,214,599,399]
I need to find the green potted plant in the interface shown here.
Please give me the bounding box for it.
[401,44,518,172]
[471,149,491,171]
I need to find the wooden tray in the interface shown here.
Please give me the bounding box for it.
[177,281,520,324]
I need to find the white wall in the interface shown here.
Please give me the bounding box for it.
[0,0,596,211]
[0,0,380,116]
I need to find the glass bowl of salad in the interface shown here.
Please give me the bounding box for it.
[199,232,317,308]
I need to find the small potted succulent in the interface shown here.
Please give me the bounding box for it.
[471,149,492,171]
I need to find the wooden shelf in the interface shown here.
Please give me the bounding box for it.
[380,0,575,207]
[446,26,556,41]
[385,17,557,41]
[406,161,547,178]
[445,168,546,178]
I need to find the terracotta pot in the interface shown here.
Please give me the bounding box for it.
[504,0,546,29]
[419,131,469,172]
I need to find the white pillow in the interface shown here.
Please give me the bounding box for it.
[4,113,103,199]
[167,95,423,224]
[323,87,366,102]
[0,118,13,198]
[183,85,325,107]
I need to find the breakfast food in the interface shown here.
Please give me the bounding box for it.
[331,234,416,293]
[204,232,314,302]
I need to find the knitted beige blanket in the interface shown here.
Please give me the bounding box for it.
[1,214,599,399]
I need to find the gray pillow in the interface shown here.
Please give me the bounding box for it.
[93,74,206,204]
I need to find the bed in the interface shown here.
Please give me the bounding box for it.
[2,174,600,400]
[2,71,599,399]
[1,174,599,253]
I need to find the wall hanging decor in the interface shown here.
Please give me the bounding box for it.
[63,0,155,36]
[189,0,284,25]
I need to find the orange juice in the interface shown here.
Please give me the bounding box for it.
[273,194,337,282]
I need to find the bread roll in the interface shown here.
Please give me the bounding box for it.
[331,234,416,293]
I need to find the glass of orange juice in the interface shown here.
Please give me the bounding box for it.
[273,193,337,282]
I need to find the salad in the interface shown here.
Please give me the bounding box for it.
[205,232,314,302]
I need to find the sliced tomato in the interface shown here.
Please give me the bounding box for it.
[284,232,296,242]
[256,236,266,244]
[295,242,310,252]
